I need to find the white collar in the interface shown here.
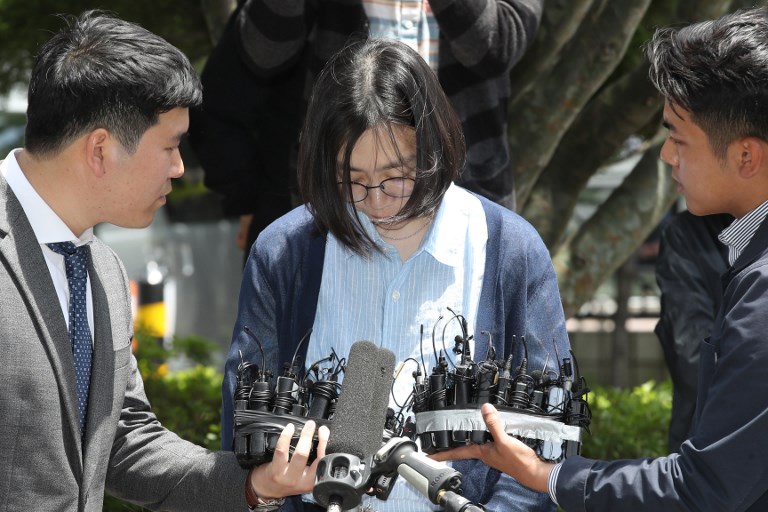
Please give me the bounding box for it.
[2,149,93,246]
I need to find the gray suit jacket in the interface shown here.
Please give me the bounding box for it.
[0,170,248,511]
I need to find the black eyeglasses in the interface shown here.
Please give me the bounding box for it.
[338,177,416,203]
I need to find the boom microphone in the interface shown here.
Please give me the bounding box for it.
[313,341,396,511]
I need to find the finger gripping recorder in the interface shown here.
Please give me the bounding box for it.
[232,328,339,468]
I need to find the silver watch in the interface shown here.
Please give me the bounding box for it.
[248,496,285,511]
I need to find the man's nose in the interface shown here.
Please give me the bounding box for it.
[659,139,677,167]
[171,156,185,179]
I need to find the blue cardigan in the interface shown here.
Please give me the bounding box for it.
[223,193,569,511]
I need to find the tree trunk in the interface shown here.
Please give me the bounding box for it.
[520,0,739,317]
[507,0,595,105]
[511,0,654,208]
[521,61,662,250]
[553,133,678,318]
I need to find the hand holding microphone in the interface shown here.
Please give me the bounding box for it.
[248,418,330,504]
[430,403,553,494]
[312,340,487,512]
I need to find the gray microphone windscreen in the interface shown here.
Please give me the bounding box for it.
[327,340,396,458]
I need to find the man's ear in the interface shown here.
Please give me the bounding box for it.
[736,137,765,179]
[84,128,111,177]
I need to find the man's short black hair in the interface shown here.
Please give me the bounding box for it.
[25,10,202,156]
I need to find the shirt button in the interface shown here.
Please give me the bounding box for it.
[392,290,401,301]
[402,19,415,30]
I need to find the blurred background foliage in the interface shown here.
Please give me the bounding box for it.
[0,0,216,91]
[582,380,672,460]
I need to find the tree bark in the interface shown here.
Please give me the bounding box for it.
[511,0,654,207]
[522,0,737,251]
[507,0,595,106]
[521,61,662,250]
[553,133,678,318]
[523,0,739,317]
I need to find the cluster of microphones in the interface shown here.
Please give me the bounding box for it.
[233,325,591,512]
[409,327,591,463]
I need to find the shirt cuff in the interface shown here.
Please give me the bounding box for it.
[547,461,563,506]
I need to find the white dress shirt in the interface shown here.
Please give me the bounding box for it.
[1,149,95,340]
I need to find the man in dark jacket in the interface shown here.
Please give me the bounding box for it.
[655,210,731,452]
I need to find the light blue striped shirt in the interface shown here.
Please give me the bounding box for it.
[305,183,487,511]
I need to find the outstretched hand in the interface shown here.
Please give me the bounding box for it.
[429,403,553,493]
[248,420,330,499]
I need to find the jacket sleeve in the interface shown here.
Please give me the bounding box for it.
[654,212,730,449]
[188,4,301,217]
[93,243,248,511]
[221,206,325,453]
[106,350,249,511]
[429,0,543,76]
[221,236,282,450]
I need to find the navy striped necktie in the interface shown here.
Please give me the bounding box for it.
[47,241,92,439]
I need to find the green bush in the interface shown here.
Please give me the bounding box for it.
[581,380,672,460]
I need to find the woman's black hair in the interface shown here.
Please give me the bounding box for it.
[297,38,465,255]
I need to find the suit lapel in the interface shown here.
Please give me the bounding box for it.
[82,238,133,491]
[0,176,84,465]
[82,242,115,490]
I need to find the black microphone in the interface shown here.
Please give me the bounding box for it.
[313,341,396,512]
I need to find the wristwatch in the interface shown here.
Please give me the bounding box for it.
[246,469,285,511]
[248,496,285,511]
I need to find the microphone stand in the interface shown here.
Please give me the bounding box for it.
[370,437,486,512]
[313,437,486,511]
[313,452,372,512]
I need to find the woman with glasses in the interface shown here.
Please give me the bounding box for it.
[222,38,571,512]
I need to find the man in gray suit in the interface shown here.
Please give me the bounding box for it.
[435,6,768,511]
[0,11,327,511]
